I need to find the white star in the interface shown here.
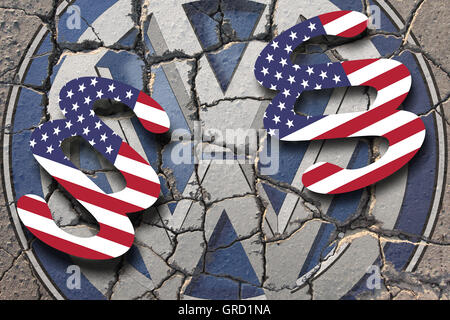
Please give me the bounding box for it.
[65,120,73,129]
[270,84,277,90]
[274,71,283,81]
[78,83,86,92]
[90,78,98,86]
[126,90,133,99]
[306,66,314,76]
[82,127,90,136]
[46,145,54,154]
[286,119,294,128]
[268,128,276,136]
[301,79,309,88]
[292,64,301,71]
[282,88,291,97]
[96,90,104,99]
[303,35,310,41]
[106,145,113,154]
[279,58,288,67]
[333,74,341,84]
[272,115,281,124]
[95,121,102,129]
[266,54,274,63]
[289,31,297,41]
[263,112,267,119]
[108,83,116,92]
[61,108,67,116]
[319,70,328,80]
[66,90,74,99]
[270,41,279,50]
[114,96,121,102]
[88,139,96,146]
[308,22,316,32]
[100,133,108,142]
[89,109,95,117]
[29,139,36,148]
[41,132,48,142]
[277,102,286,111]
[77,114,85,123]
[261,67,269,76]
[53,127,61,136]
[314,83,322,90]
[72,102,80,111]
[288,75,296,84]
[327,62,333,66]
[84,96,92,105]
[284,44,293,54]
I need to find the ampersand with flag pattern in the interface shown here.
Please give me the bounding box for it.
[254,10,426,194]
[17,77,170,259]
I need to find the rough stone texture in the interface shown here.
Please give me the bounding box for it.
[411,0,450,73]
[384,0,419,22]
[0,0,54,16]
[0,254,43,300]
[0,8,45,83]
[0,0,448,300]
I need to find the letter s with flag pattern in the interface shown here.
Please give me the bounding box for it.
[254,10,426,194]
[17,77,170,260]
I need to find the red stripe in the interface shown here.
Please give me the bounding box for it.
[55,177,145,214]
[337,20,368,38]
[121,171,160,197]
[383,118,425,146]
[27,226,113,259]
[329,149,420,194]
[136,91,164,111]
[118,142,148,164]
[361,65,410,90]
[319,11,351,25]
[313,95,408,140]
[97,224,134,247]
[342,59,377,75]
[138,117,169,134]
[302,163,343,187]
[17,196,52,219]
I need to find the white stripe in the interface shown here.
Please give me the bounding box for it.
[25,194,47,203]
[347,59,402,85]
[35,155,104,192]
[303,162,325,173]
[307,130,425,193]
[281,112,363,141]
[134,101,170,128]
[20,196,135,235]
[114,154,160,184]
[36,154,156,211]
[350,110,419,137]
[323,11,367,35]
[17,208,129,257]
[371,76,411,108]
[109,188,157,209]
[78,201,135,234]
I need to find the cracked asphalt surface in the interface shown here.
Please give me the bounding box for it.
[0,0,448,300]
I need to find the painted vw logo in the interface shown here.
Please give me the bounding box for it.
[2,0,446,299]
